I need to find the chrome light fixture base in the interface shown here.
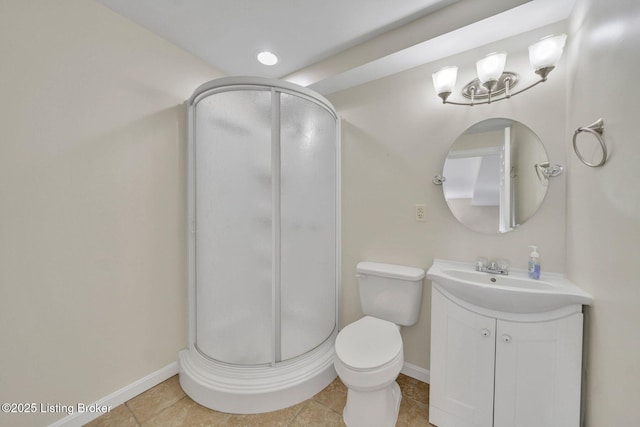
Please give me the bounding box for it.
[534,65,554,80]
[437,91,452,103]
[461,72,519,99]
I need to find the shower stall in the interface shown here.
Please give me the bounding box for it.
[178,77,340,413]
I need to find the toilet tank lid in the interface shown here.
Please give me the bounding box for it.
[357,262,425,280]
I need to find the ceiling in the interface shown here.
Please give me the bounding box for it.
[95,0,459,76]
[95,0,575,95]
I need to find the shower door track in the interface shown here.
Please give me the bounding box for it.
[271,88,282,366]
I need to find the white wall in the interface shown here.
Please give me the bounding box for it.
[566,0,640,424]
[329,25,568,370]
[0,1,223,425]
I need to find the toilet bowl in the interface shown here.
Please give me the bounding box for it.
[335,316,404,427]
[335,262,425,427]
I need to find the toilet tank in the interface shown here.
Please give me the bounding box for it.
[356,262,425,326]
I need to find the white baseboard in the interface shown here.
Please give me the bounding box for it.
[401,362,430,384]
[48,362,178,427]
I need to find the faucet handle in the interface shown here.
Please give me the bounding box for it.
[496,259,510,273]
[476,257,488,271]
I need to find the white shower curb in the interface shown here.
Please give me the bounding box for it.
[178,336,338,414]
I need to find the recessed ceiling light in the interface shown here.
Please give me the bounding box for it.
[257,51,278,66]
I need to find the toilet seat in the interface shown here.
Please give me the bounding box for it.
[336,316,402,371]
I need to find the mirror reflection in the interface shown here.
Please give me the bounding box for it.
[442,118,549,234]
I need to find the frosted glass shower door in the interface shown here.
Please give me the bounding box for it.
[194,89,273,365]
[280,93,337,361]
[192,82,338,368]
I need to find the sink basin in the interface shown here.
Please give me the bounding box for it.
[427,259,593,314]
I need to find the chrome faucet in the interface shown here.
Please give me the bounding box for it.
[475,257,510,275]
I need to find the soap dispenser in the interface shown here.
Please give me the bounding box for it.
[528,245,541,279]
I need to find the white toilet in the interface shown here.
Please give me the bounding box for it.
[335,261,425,427]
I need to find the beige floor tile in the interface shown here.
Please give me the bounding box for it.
[126,375,186,423]
[397,374,430,406]
[396,394,431,427]
[141,397,230,427]
[84,404,139,427]
[224,401,306,426]
[88,371,434,427]
[289,400,345,427]
[311,377,347,414]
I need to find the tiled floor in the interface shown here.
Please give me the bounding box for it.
[86,374,435,426]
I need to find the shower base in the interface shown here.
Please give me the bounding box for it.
[178,336,337,414]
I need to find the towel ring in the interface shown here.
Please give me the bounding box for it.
[573,118,606,167]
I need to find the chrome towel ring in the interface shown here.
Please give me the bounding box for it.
[573,118,606,167]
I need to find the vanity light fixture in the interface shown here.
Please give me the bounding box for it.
[432,34,567,106]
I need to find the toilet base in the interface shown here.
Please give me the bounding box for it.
[343,380,402,427]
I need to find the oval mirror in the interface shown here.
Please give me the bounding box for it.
[442,118,549,234]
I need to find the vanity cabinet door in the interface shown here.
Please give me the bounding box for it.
[430,288,496,427]
[494,314,583,427]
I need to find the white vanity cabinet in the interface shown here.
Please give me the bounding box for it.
[430,287,584,427]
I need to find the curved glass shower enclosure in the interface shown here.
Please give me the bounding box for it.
[179,77,339,414]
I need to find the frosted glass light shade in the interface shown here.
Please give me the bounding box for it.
[432,66,458,95]
[476,52,507,84]
[529,34,567,70]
